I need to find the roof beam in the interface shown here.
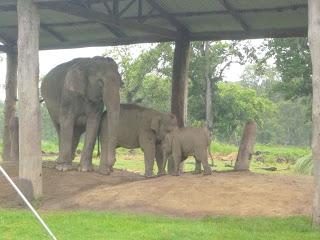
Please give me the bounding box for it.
[146,0,188,32]
[190,27,307,41]
[0,45,9,53]
[40,24,67,42]
[38,1,177,39]
[119,0,136,17]
[218,0,249,32]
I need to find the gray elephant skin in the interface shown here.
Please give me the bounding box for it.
[41,57,121,172]
[99,104,177,177]
[162,127,213,176]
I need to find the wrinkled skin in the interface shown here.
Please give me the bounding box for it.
[162,127,212,176]
[99,104,177,177]
[41,57,121,172]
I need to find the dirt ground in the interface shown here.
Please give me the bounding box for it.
[0,161,313,218]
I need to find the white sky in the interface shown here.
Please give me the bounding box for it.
[0,43,247,101]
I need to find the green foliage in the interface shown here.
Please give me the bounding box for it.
[241,62,311,146]
[265,38,311,99]
[1,210,319,240]
[104,43,173,111]
[214,82,273,143]
[294,154,313,175]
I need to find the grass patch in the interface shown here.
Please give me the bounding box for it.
[0,210,319,240]
[40,141,311,175]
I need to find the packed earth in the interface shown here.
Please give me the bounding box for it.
[0,161,312,218]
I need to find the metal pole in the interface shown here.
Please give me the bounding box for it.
[0,166,57,240]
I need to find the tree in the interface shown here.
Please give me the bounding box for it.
[188,41,256,127]
[104,43,173,111]
[214,82,273,144]
[264,38,311,99]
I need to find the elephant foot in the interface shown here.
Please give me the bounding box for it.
[157,170,167,176]
[56,163,74,172]
[78,164,93,172]
[145,172,155,178]
[98,166,113,175]
[193,170,202,175]
[169,171,180,176]
[203,169,212,175]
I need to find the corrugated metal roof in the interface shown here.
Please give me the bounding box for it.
[0,0,308,51]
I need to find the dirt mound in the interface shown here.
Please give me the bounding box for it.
[0,161,313,218]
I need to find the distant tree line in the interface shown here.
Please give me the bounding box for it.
[0,38,311,146]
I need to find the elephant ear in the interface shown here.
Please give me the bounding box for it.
[64,65,87,95]
[151,116,161,133]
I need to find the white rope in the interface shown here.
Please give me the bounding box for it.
[0,165,57,240]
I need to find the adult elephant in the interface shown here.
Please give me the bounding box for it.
[41,56,121,172]
[99,104,177,177]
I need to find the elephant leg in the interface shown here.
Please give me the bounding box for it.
[196,149,212,175]
[56,111,75,171]
[171,153,182,176]
[155,143,166,176]
[79,111,101,172]
[71,126,84,160]
[139,134,156,178]
[99,120,115,175]
[51,121,61,162]
[100,84,120,174]
[194,159,202,174]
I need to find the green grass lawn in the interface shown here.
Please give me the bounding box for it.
[0,210,319,240]
[40,140,311,176]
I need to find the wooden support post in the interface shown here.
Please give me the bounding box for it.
[2,49,17,162]
[17,0,42,197]
[234,120,257,171]
[171,32,190,128]
[309,0,320,227]
[9,115,19,162]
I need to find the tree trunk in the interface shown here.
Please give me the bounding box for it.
[308,0,320,227]
[17,0,42,198]
[234,120,257,171]
[204,41,213,130]
[2,50,17,162]
[171,31,190,128]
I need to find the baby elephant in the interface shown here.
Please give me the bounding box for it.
[162,127,213,176]
[99,104,177,177]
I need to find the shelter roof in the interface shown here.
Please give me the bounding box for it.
[0,0,308,51]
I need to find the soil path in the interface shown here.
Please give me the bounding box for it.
[0,162,313,218]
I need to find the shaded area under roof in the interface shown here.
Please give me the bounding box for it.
[0,0,308,51]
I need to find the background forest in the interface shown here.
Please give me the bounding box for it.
[0,38,312,147]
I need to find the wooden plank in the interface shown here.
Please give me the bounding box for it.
[38,1,177,39]
[17,0,42,198]
[308,0,320,227]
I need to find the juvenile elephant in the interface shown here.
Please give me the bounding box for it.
[162,127,213,176]
[99,104,177,177]
[41,57,121,172]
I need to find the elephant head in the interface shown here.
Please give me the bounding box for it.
[64,56,121,106]
[161,131,181,175]
[151,113,177,142]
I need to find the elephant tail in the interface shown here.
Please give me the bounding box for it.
[96,135,101,158]
[208,145,215,167]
